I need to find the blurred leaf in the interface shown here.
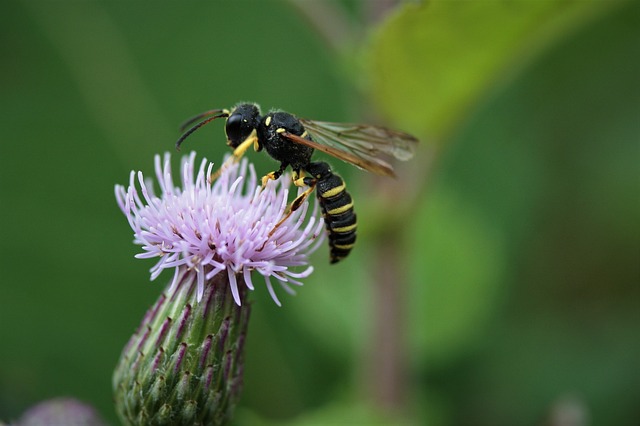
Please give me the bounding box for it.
[406,186,505,367]
[422,2,640,423]
[367,0,618,140]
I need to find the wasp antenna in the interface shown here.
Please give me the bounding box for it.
[175,113,228,151]
[179,109,229,132]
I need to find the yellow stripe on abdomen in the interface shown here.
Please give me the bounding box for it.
[320,183,346,199]
[327,202,354,216]
[331,223,357,233]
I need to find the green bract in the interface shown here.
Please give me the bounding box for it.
[113,270,250,426]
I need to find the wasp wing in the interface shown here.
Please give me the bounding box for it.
[280,131,396,176]
[298,119,418,174]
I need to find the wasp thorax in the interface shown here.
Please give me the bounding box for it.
[225,103,261,148]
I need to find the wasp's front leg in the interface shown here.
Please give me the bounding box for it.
[209,130,259,183]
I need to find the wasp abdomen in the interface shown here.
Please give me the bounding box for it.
[305,162,357,264]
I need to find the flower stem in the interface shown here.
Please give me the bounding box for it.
[371,235,407,413]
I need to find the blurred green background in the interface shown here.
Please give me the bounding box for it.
[1,1,638,425]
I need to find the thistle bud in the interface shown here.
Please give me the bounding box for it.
[113,270,250,425]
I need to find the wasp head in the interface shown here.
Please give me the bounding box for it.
[225,103,262,149]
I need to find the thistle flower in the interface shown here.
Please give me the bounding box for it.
[113,152,324,425]
[115,152,324,307]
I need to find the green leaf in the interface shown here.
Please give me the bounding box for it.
[368,0,619,140]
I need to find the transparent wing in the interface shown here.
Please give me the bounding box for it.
[298,119,418,175]
[280,131,395,176]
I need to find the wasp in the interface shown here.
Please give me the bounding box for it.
[176,102,417,262]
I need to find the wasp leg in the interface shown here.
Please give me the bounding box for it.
[261,162,288,187]
[289,182,316,212]
[209,131,258,183]
[290,170,315,212]
[269,173,317,237]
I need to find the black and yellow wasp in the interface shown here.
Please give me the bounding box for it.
[176,102,418,263]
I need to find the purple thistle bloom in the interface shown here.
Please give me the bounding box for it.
[115,152,324,306]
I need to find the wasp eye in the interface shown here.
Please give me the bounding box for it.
[225,114,244,147]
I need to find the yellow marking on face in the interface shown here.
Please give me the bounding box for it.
[331,223,357,233]
[265,116,272,127]
[320,184,345,199]
[276,128,285,134]
[327,202,354,215]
